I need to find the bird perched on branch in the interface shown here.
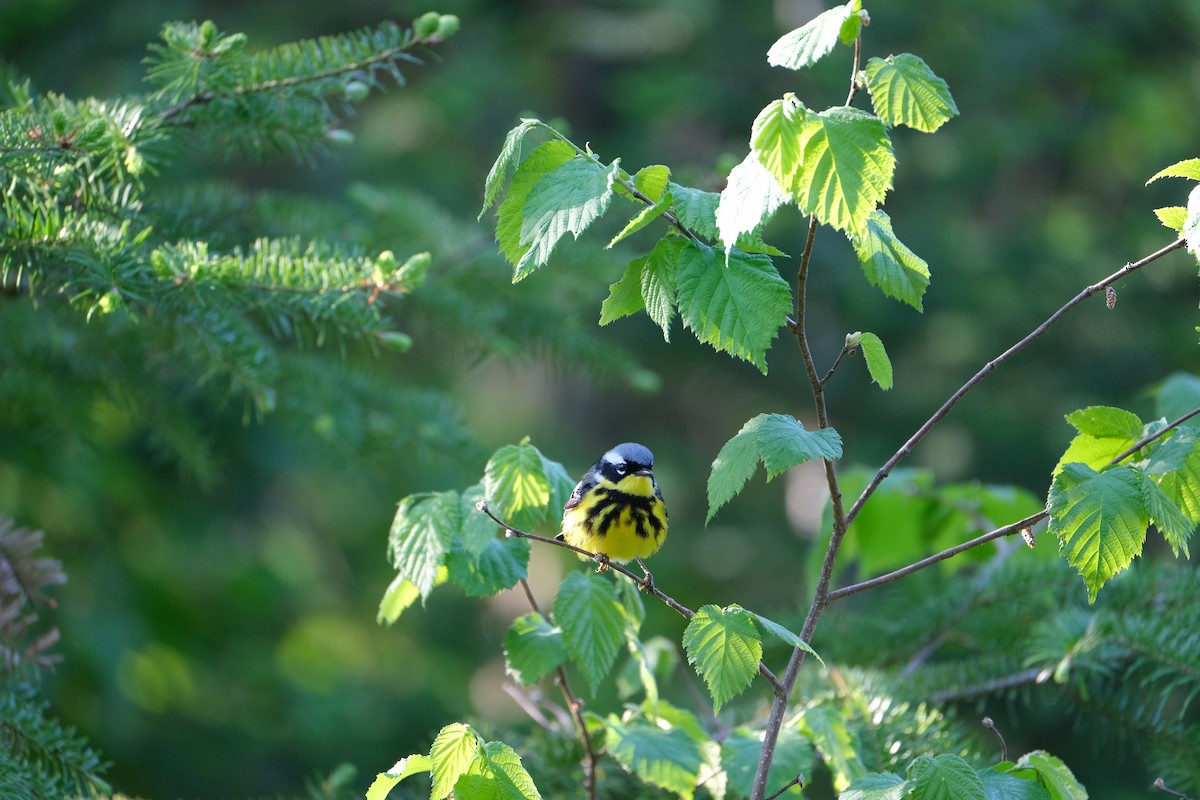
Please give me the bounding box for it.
[557,442,668,586]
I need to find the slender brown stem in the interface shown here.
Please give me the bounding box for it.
[1154,777,1194,800]
[517,578,598,800]
[844,237,1186,530]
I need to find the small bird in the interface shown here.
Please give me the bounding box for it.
[557,442,668,586]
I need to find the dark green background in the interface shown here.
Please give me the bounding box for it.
[2,0,1198,796]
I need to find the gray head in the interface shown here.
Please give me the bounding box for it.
[599,442,655,478]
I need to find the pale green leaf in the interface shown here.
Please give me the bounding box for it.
[481,118,539,219]
[863,54,959,132]
[1152,442,1200,527]
[389,491,460,600]
[496,140,575,268]
[640,236,681,340]
[858,331,893,390]
[681,604,762,713]
[430,723,482,800]
[1053,406,1142,475]
[605,718,704,799]
[1012,751,1086,800]
[852,209,930,310]
[797,707,867,791]
[1146,157,1200,184]
[707,413,841,522]
[445,536,530,597]
[908,754,986,800]
[634,164,672,202]
[1139,473,1192,557]
[1154,205,1188,232]
[1184,183,1200,258]
[365,755,431,800]
[516,157,618,278]
[484,441,554,531]
[459,484,499,556]
[377,573,421,625]
[554,571,628,694]
[608,192,671,248]
[455,740,543,800]
[722,726,814,799]
[767,2,858,70]
[599,259,646,326]
[840,772,911,800]
[504,612,568,686]
[674,241,791,373]
[1047,463,1149,602]
[793,107,895,237]
[717,151,787,258]
[750,96,808,197]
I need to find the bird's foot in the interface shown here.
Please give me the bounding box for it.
[592,553,611,573]
[635,557,655,592]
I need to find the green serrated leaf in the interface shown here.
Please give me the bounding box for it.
[1153,441,1200,527]
[600,259,647,326]
[459,485,499,556]
[840,772,911,800]
[641,236,682,340]
[1054,406,1143,475]
[797,706,867,791]
[516,157,619,277]
[389,491,460,600]
[722,726,814,799]
[767,2,857,70]
[1156,372,1200,423]
[1154,205,1188,232]
[366,755,432,800]
[605,717,704,799]
[554,571,628,694]
[377,574,421,625]
[707,413,842,522]
[430,723,482,800]
[853,210,931,310]
[978,768,1051,800]
[1012,751,1086,800]
[1047,463,1149,603]
[634,164,672,202]
[484,442,554,531]
[481,118,540,219]
[674,241,791,373]
[751,96,808,197]
[863,54,959,133]
[908,754,986,800]
[504,612,568,686]
[668,183,721,240]
[858,331,893,390]
[717,151,787,258]
[1146,157,1200,184]
[608,192,671,249]
[446,536,530,597]
[1138,473,1192,558]
[794,107,895,237]
[456,740,543,800]
[682,604,762,713]
[496,140,576,269]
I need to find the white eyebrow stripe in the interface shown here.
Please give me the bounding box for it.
[602,450,624,467]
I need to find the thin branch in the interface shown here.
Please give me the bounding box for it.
[1154,778,1194,800]
[844,34,862,106]
[819,342,854,388]
[475,502,785,696]
[517,577,598,800]
[828,511,1047,601]
[1113,405,1200,464]
[844,237,1187,530]
[766,773,806,800]
[930,667,1042,703]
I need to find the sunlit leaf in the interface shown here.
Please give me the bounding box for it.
[682,604,761,713]
[717,150,787,259]
[798,707,867,791]
[766,2,860,70]
[852,210,930,310]
[857,331,893,390]
[484,440,556,531]
[480,118,540,219]
[496,140,575,268]
[554,571,628,694]
[516,157,618,277]
[605,717,704,799]
[862,54,959,133]
[750,96,808,198]
[908,754,986,800]
[430,723,482,800]
[366,755,431,800]
[388,491,460,600]
[1146,157,1200,184]
[445,536,530,597]
[1047,463,1148,602]
[840,772,911,800]
[793,108,895,237]
[377,574,421,625]
[455,740,543,800]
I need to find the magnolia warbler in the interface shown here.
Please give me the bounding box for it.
[557,442,668,582]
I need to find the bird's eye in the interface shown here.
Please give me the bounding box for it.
[615,464,626,475]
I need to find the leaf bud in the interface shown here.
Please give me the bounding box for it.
[435,14,461,40]
[343,80,371,104]
[413,12,441,40]
[376,331,414,352]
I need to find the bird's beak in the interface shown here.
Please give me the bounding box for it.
[633,467,653,477]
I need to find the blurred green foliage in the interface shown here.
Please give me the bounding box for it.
[1,1,1199,798]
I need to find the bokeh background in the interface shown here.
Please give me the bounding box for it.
[2,0,1199,796]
